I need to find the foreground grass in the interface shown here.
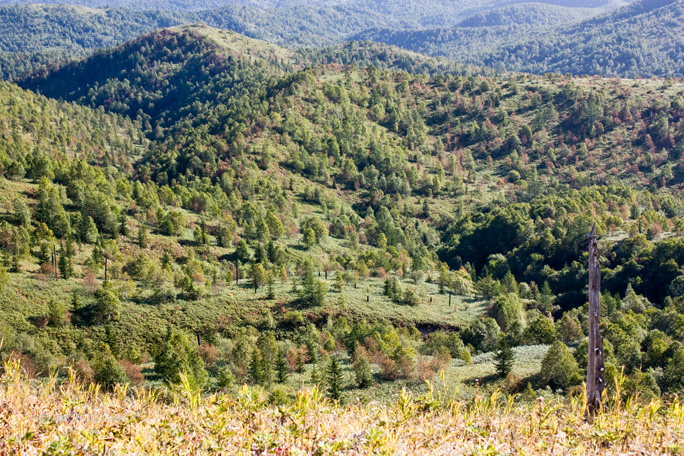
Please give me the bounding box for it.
[1,363,683,455]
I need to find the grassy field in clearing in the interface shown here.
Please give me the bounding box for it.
[1,362,683,455]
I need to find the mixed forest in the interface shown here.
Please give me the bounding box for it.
[0,23,684,410]
[7,0,684,81]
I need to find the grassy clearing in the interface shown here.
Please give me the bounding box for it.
[450,344,551,383]
[1,361,683,455]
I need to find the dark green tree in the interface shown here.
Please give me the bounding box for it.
[276,349,288,384]
[352,350,373,388]
[154,331,208,387]
[300,266,327,306]
[48,299,67,327]
[96,283,120,322]
[93,348,128,391]
[137,225,148,248]
[119,211,129,237]
[494,336,515,378]
[326,355,343,400]
[249,349,264,385]
[58,241,73,280]
[540,341,580,390]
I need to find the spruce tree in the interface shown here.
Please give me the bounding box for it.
[352,351,373,388]
[267,273,276,299]
[260,350,274,386]
[0,265,9,292]
[296,351,304,373]
[96,282,121,322]
[119,211,129,237]
[249,349,263,385]
[58,242,72,279]
[300,266,326,306]
[326,356,343,400]
[334,271,344,293]
[11,251,21,273]
[494,336,515,378]
[154,331,208,387]
[137,225,148,248]
[276,350,288,383]
[48,299,66,327]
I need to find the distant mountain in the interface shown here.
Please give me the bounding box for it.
[354,0,684,77]
[0,0,628,14]
[456,3,597,27]
[0,4,187,78]
[4,0,679,80]
[484,0,684,77]
[197,4,406,47]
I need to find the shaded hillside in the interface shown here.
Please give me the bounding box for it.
[20,25,294,131]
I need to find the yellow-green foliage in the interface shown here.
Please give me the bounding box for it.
[1,361,683,455]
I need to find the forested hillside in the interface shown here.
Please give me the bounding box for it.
[0,0,641,80]
[355,0,684,77]
[0,4,188,79]
[484,0,684,77]
[2,25,684,403]
[0,0,628,15]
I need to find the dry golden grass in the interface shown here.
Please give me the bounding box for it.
[1,361,683,455]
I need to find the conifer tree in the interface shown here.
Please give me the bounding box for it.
[119,211,129,237]
[137,225,148,248]
[96,282,121,322]
[154,330,208,387]
[0,265,9,292]
[352,351,373,388]
[58,242,72,279]
[276,350,288,384]
[249,349,263,385]
[300,265,327,306]
[326,355,343,400]
[302,228,316,249]
[48,299,67,327]
[334,271,344,293]
[494,336,515,378]
[267,273,275,299]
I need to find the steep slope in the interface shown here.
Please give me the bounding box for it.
[0,80,145,173]
[20,25,295,133]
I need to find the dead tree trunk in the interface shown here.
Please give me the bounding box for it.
[586,222,606,418]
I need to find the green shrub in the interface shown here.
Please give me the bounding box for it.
[540,341,580,391]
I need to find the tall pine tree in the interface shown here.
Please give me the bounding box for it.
[494,336,515,378]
